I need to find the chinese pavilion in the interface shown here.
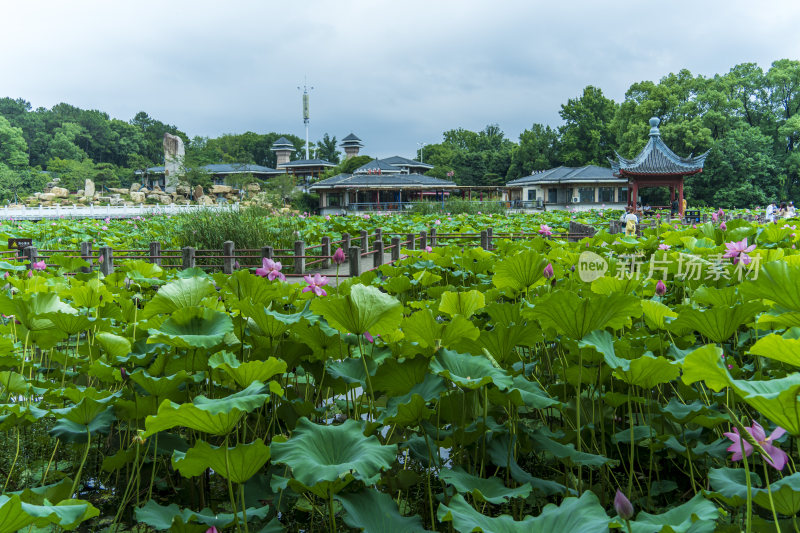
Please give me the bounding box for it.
[610,117,709,215]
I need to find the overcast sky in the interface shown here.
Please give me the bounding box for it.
[2,0,800,159]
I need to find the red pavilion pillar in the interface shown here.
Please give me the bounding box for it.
[631,180,638,210]
[678,179,684,216]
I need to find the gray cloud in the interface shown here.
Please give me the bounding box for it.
[2,0,799,158]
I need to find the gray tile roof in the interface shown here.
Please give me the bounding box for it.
[271,137,295,151]
[507,165,619,186]
[310,173,457,190]
[277,158,336,168]
[354,159,401,173]
[381,155,433,169]
[610,118,709,176]
[203,163,280,174]
[340,133,363,146]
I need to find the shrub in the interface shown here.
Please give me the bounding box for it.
[172,206,301,250]
[411,197,507,215]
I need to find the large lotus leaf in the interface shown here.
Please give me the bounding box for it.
[591,275,643,295]
[489,375,561,409]
[641,300,677,330]
[40,312,92,335]
[0,495,99,533]
[337,489,432,533]
[129,370,191,399]
[528,291,641,339]
[475,324,543,364]
[484,302,524,327]
[239,300,309,340]
[439,290,485,319]
[271,417,397,492]
[491,249,548,292]
[692,285,739,307]
[0,292,76,331]
[144,381,269,436]
[430,349,513,390]
[0,372,29,396]
[752,472,800,515]
[667,302,763,343]
[682,344,800,435]
[528,428,615,468]
[380,373,445,425]
[172,438,270,483]
[11,478,73,505]
[620,492,720,533]
[486,437,568,496]
[63,278,109,309]
[142,276,217,318]
[49,406,115,443]
[439,466,531,504]
[402,310,479,349]
[147,306,234,349]
[49,254,91,273]
[134,499,270,530]
[311,284,402,337]
[95,331,131,357]
[707,467,762,507]
[438,492,609,533]
[580,330,679,388]
[371,356,431,397]
[209,351,287,389]
[749,328,800,367]
[118,259,164,279]
[741,261,800,312]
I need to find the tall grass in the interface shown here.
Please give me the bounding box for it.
[172,206,301,250]
[411,197,507,215]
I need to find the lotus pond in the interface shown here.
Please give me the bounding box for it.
[0,213,798,531]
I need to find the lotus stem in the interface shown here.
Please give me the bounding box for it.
[741,435,752,533]
[40,439,59,486]
[327,487,336,533]
[224,436,241,533]
[70,428,92,497]
[2,427,20,492]
[762,460,781,533]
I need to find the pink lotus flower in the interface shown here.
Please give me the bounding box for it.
[720,222,727,231]
[538,225,552,237]
[32,260,46,271]
[712,213,718,222]
[656,214,661,219]
[434,219,441,225]
[543,263,554,279]
[722,238,756,265]
[302,273,328,296]
[325,215,331,220]
[255,257,286,281]
[655,280,666,296]
[658,244,670,250]
[364,331,379,343]
[614,490,634,520]
[425,246,432,252]
[724,421,788,471]
[206,527,219,533]
[332,248,346,265]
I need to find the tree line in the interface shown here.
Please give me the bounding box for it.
[1,58,799,207]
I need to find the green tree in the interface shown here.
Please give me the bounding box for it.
[0,116,29,169]
[315,133,340,163]
[558,85,617,166]
[507,123,560,178]
[46,122,89,161]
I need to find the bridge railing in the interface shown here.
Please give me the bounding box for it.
[0,203,240,220]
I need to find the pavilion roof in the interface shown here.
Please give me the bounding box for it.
[310,173,457,190]
[507,165,617,186]
[610,118,709,177]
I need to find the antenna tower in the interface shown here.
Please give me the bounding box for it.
[297,78,314,160]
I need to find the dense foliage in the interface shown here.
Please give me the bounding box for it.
[0,212,799,531]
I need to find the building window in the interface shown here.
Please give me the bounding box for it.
[579,187,595,203]
[548,188,558,204]
[599,187,614,202]
[527,189,536,201]
[213,176,225,186]
[618,188,628,203]
[328,193,342,207]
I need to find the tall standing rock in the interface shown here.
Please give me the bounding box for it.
[84,179,96,198]
[163,133,185,194]
[194,185,204,199]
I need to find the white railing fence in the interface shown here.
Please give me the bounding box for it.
[1,203,241,220]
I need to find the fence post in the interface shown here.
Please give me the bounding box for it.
[359,230,369,256]
[405,233,415,251]
[391,237,401,262]
[22,246,38,269]
[420,230,427,251]
[342,233,351,262]
[99,246,113,275]
[182,247,196,269]
[348,246,361,277]
[223,241,235,274]
[320,236,331,269]
[294,240,305,275]
[702,214,708,223]
[373,240,384,269]
[80,241,92,273]
[374,228,383,244]
[261,246,273,260]
[149,241,162,266]
[480,230,489,250]
[487,227,493,249]
[429,227,437,246]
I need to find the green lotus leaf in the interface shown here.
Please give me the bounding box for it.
[492,249,548,292]
[528,291,641,339]
[134,499,270,530]
[682,344,800,434]
[380,373,445,425]
[591,275,643,295]
[437,491,609,533]
[208,351,287,389]
[752,472,800,515]
[0,292,76,332]
[129,370,191,399]
[147,306,234,349]
[337,489,432,533]
[528,428,615,468]
[489,375,561,409]
[371,356,431,397]
[707,467,761,507]
[439,290,485,319]
[172,438,270,483]
[271,417,397,492]
[0,371,29,396]
[11,478,73,505]
[580,330,679,388]
[619,492,720,533]
[668,302,762,343]
[49,405,116,443]
[486,436,568,496]
[144,381,269,436]
[142,276,217,318]
[95,331,131,357]
[238,300,310,340]
[402,310,480,350]
[741,261,800,312]
[641,300,676,330]
[48,254,91,273]
[430,349,513,390]
[692,285,739,307]
[0,261,25,272]
[40,312,92,335]
[472,323,543,364]
[118,259,164,279]
[310,284,403,337]
[749,328,800,366]
[439,466,531,504]
[0,494,99,532]
[63,278,110,309]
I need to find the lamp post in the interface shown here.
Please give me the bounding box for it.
[417,142,427,163]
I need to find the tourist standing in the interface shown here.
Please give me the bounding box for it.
[766,202,776,223]
[624,207,638,236]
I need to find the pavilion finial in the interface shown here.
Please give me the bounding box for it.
[649,117,661,137]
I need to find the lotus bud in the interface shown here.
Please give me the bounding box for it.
[333,247,346,265]
[614,489,634,520]
[655,280,667,296]
[543,263,554,279]
[720,222,727,231]
[120,367,128,381]
[205,528,219,533]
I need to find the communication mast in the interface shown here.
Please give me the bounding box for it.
[297,79,314,160]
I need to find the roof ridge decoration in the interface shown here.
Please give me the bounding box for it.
[610,117,710,177]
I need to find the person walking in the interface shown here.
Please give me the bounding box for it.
[624,207,638,237]
[766,201,776,223]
